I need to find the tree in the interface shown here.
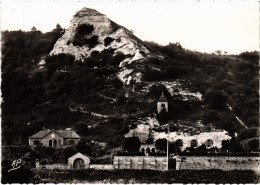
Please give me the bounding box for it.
[31,26,37,32]
[230,137,244,153]
[75,138,92,155]
[122,137,141,152]
[53,24,65,36]
[215,50,222,55]
[155,139,167,152]
[247,138,259,152]
[240,137,259,152]
[204,90,228,109]
[221,140,230,153]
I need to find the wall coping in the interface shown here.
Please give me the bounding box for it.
[181,156,260,158]
[114,156,167,159]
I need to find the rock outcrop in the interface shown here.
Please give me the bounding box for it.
[50,7,162,84]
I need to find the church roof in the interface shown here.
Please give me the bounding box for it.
[158,92,168,102]
[29,129,81,139]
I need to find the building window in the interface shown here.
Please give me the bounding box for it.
[146,148,150,153]
[152,148,156,153]
[33,140,40,145]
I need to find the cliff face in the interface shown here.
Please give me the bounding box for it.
[50,7,162,84]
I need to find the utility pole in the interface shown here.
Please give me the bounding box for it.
[167,124,169,170]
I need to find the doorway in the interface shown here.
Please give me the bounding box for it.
[49,140,52,147]
[73,158,85,169]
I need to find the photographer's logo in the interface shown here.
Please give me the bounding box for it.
[8,159,22,172]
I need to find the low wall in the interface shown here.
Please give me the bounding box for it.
[113,156,168,171]
[89,164,114,170]
[37,163,72,170]
[180,156,260,171]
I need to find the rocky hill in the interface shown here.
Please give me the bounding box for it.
[49,7,163,85]
[1,7,258,150]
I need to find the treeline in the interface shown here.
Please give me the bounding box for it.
[1,27,126,146]
[1,26,65,144]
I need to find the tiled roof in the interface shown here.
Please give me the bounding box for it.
[158,92,168,102]
[29,129,81,139]
[29,130,50,139]
[56,130,81,139]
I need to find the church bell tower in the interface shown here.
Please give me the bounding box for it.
[157,92,168,114]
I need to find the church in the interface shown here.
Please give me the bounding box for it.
[154,92,231,151]
[125,92,231,152]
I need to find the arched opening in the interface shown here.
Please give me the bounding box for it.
[152,148,156,153]
[53,139,57,147]
[146,148,150,153]
[205,139,213,148]
[49,140,52,147]
[141,148,145,153]
[161,104,165,108]
[191,139,198,147]
[73,158,85,169]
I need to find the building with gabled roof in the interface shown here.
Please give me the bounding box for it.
[157,92,168,113]
[28,129,81,147]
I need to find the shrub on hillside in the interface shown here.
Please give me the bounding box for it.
[122,137,141,152]
[240,137,259,152]
[116,94,127,105]
[155,139,167,152]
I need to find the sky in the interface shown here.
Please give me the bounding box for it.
[1,0,259,54]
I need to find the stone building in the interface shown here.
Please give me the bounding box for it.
[28,129,81,147]
[68,152,90,169]
[157,92,168,113]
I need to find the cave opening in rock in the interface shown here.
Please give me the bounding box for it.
[77,24,94,35]
[104,37,115,46]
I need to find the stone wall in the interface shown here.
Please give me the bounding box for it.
[154,131,231,150]
[89,164,114,170]
[37,163,72,170]
[113,156,168,171]
[180,156,260,171]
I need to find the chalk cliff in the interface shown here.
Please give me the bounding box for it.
[50,7,162,84]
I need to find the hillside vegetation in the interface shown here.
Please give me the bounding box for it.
[1,26,259,148]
